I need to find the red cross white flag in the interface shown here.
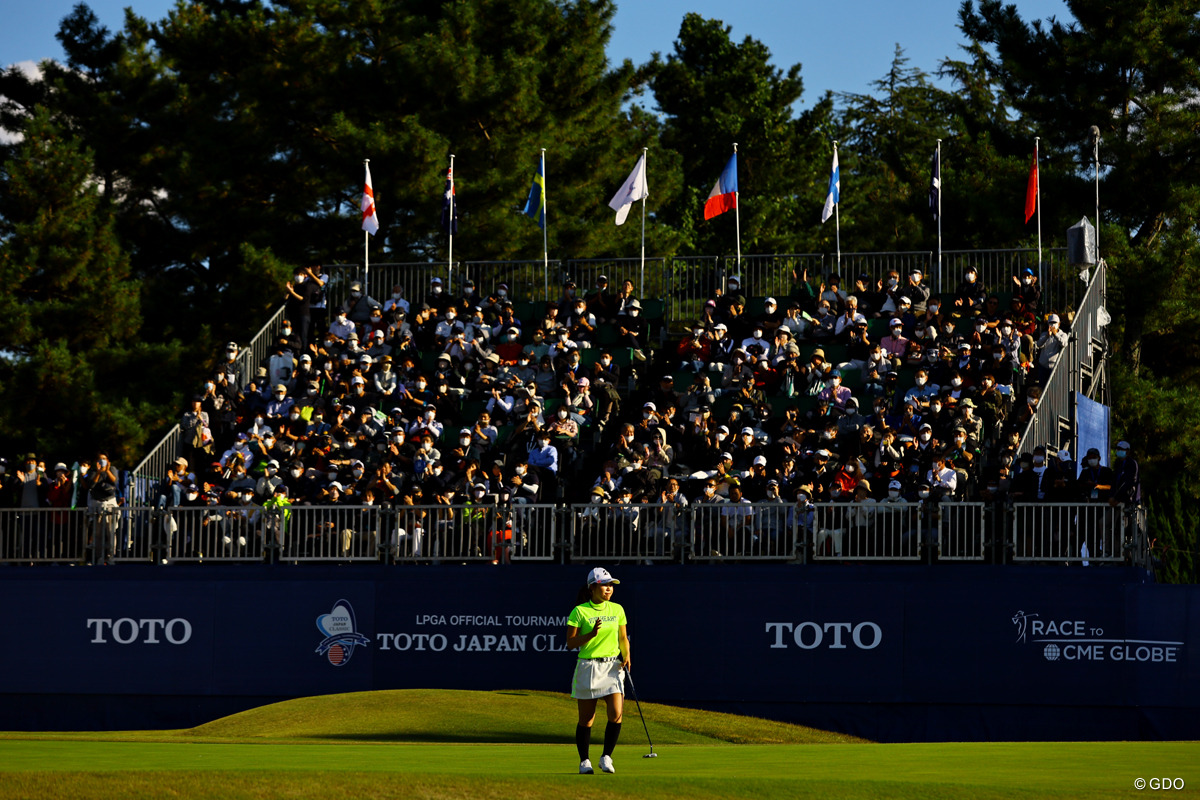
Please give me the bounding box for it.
[362,163,380,235]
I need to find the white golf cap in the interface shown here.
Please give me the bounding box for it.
[586,567,620,586]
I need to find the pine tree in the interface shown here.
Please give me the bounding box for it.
[0,107,170,462]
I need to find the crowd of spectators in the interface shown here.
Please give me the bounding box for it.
[164,262,1139,528]
[0,261,1143,564]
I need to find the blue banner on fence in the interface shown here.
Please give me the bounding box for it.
[2,565,1194,740]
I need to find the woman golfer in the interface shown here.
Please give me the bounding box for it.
[566,567,630,774]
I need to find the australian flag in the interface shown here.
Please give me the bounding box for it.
[440,163,459,234]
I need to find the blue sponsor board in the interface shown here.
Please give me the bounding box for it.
[1,565,1194,740]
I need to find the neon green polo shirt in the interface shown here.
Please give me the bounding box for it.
[568,600,626,660]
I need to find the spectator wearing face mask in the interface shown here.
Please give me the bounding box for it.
[284,267,325,347]
[256,459,285,500]
[616,299,647,360]
[817,369,853,410]
[1109,440,1141,508]
[952,267,986,313]
[584,275,614,322]
[1036,313,1069,382]
[529,429,559,478]
[830,457,864,501]
[1012,267,1041,311]
[547,405,580,443]
[328,306,356,345]
[1076,447,1114,502]
[505,457,540,504]
[264,384,295,424]
[383,284,410,317]
[810,299,838,340]
[903,270,931,316]
[1006,386,1041,436]
[1042,449,1077,504]
[425,277,449,316]
[927,451,958,500]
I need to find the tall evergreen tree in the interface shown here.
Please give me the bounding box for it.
[0,107,173,462]
[962,0,1200,519]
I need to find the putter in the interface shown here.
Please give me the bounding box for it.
[624,670,657,758]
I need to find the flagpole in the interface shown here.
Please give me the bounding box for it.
[448,154,456,288]
[363,159,371,294]
[733,142,741,271]
[935,141,942,295]
[1094,126,1099,261]
[640,146,647,297]
[833,141,841,272]
[541,148,549,302]
[1034,137,1042,286]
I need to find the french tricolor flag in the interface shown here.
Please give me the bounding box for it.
[703,153,738,220]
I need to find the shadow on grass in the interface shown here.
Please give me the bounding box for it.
[306,731,571,744]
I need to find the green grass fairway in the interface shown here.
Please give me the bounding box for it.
[0,690,1193,799]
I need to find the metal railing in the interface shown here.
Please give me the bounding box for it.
[687,501,798,560]
[811,501,923,561]
[129,426,181,505]
[1010,502,1130,564]
[383,503,557,563]
[329,248,1074,328]
[568,502,676,562]
[0,508,92,563]
[0,500,1147,567]
[1017,260,1108,457]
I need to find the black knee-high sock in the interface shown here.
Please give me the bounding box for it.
[602,721,622,756]
[576,724,591,761]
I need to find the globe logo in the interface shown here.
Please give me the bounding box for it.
[1043,643,1061,661]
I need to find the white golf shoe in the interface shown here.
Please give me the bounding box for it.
[600,754,615,773]
[579,759,594,774]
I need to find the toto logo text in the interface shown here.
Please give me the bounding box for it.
[765,621,883,650]
[87,618,193,645]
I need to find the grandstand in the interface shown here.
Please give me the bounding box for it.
[0,248,1144,571]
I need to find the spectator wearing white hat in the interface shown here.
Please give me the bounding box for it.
[707,323,734,364]
[881,318,909,366]
[753,297,784,335]
[730,427,763,471]
[1036,313,1069,381]
[424,276,448,316]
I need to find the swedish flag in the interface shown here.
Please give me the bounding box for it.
[522,156,546,229]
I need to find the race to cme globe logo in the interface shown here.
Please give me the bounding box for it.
[1011,610,1183,663]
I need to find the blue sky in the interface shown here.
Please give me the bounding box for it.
[1,0,1069,107]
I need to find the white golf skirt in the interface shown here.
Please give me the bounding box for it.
[570,657,626,700]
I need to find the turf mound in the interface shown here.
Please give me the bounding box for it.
[187,689,867,745]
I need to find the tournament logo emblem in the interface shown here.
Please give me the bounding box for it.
[315,599,370,666]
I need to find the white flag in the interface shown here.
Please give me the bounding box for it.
[608,153,649,226]
[362,163,380,235]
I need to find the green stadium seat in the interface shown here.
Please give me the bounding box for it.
[594,323,619,346]
[641,298,665,320]
[513,300,543,324]
[671,371,696,391]
[867,318,892,340]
